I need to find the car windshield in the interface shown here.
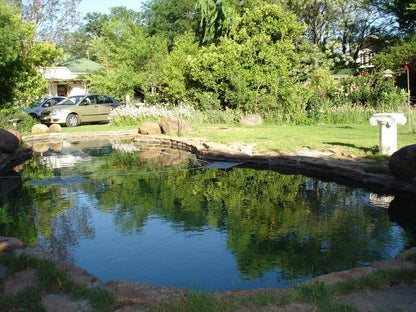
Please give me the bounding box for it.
[57,96,83,105]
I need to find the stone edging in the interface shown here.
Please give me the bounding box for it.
[132,134,416,196]
[18,130,416,196]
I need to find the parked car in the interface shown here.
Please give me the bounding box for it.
[21,96,66,119]
[39,94,124,127]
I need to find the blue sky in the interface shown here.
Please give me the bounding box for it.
[78,0,144,15]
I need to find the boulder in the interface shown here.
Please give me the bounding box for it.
[0,237,23,252]
[31,124,49,134]
[49,123,62,133]
[0,129,19,154]
[138,121,161,135]
[240,114,263,126]
[158,117,191,135]
[389,144,416,180]
[7,129,22,145]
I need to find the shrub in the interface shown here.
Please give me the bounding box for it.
[0,108,37,133]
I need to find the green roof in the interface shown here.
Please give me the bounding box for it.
[61,57,103,73]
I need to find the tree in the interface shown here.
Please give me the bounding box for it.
[0,1,61,108]
[88,8,168,101]
[142,0,197,48]
[377,0,416,35]
[7,0,80,43]
[285,0,388,67]
[195,0,237,45]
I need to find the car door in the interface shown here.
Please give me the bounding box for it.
[96,95,117,120]
[77,95,102,122]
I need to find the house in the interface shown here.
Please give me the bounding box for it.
[39,57,103,97]
[356,48,375,70]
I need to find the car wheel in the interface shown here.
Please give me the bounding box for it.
[66,114,80,127]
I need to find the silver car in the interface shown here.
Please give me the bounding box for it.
[39,94,123,127]
[21,96,66,119]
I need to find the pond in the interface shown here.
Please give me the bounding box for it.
[1,139,415,291]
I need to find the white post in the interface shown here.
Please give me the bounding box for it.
[370,113,407,155]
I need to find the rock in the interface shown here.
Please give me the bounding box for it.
[49,123,62,133]
[7,129,22,145]
[240,114,263,126]
[389,144,416,180]
[302,267,375,286]
[55,263,103,288]
[0,236,23,252]
[0,128,19,154]
[3,269,39,296]
[105,280,188,305]
[32,124,49,134]
[138,121,162,135]
[41,294,93,312]
[158,117,191,135]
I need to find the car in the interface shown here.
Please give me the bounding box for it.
[21,96,66,119]
[39,94,124,127]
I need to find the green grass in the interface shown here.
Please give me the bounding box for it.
[1,247,415,311]
[194,123,415,156]
[21,122,415,158]
[0,252,117,312]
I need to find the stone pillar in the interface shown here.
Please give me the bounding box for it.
[370,113,407,155]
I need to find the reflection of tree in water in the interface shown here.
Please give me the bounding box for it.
[35,185,96,263]
[2,146,411,282]
[92,163,401,281]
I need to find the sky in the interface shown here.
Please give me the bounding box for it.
[78,0,144,15]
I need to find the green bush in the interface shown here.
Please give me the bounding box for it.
[0,108,37,133]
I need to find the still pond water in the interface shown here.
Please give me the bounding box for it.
[1,139,415,291]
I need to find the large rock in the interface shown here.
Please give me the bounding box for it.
[138,121,161,135]
[389,144,416,180]
[49,123,62,133]
[158,117,191,135]
[0,236,23,252]
[3,269,39,296]
[7,129,22,145]
[240,114,263,126]
[0,129,19,154]
[105,280,188,305]
[32,124,49,134]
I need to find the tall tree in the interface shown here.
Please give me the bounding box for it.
[195,0,237,45]
[7,0,81,43]
[142,0,197,48]
[0,0,61,107]
[377,0,416,35]
[88,8,168,101]
[285,0,387,66]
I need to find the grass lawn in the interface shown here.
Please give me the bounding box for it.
[26,122,415,157]
[194,123,415,156]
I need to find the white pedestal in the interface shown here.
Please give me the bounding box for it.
[370,113,407,155]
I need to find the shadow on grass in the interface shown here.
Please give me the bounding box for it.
[323,142,378,154]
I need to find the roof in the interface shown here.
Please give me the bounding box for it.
[60,57,103,73]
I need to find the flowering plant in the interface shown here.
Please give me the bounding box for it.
[109,102,196,126]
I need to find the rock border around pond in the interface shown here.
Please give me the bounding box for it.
[1,238,415,311]
[18,130,416,196]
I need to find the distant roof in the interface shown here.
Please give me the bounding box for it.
[60,57,103,73]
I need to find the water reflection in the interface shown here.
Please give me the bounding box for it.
[0,139,415,290]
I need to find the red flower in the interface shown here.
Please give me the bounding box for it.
[404,65,409,71]
[320,94,325,98]
[363,72,368,76]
